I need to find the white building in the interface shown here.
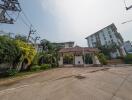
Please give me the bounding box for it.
[85,23,124,58]
[123,41,132,54]
[52,41,74,48]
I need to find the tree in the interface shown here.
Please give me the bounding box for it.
[0,36,21,68]
[15,40,36,70]
[15,34,27,42]
[40,39,55,52]
[63,54,74,64]
[33,39,59,67]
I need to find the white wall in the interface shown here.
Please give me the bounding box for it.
[75,56,84,65]
[123,41,132,53]
[59,57,63,66]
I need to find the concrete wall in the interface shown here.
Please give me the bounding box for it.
[59,57,63,66]
[75,56,84,65]
[92,55,101,64]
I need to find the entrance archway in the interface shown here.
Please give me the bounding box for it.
[63,54,74,64]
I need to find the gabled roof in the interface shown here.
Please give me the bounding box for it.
[59,46,99,53]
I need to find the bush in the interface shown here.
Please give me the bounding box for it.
[31,65,41,71]
[124,54,132,64]
[51,63,58,68]
[97,53,108,65]
[6,69,18,76]
[40,64,52,70]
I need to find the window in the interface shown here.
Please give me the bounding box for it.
[105,41,107,45]
[111,39,114,43]
[108,31,111,35]
[109,35,112,38]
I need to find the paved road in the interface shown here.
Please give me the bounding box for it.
[0,67,132,100]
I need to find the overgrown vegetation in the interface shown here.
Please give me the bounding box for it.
[0,35,36,77]
[0,36,60,77]
[124,54,132,64]
[0,36,21,65]
[97,53,108,65]
[63,54,74,64]
[98,43,120,59]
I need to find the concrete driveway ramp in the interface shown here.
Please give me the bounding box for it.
[0,67,132,100]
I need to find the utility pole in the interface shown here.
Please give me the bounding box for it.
[27,25,36,43]
[34,36,40,44]
[0,0,21,24]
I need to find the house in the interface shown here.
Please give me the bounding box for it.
[85,23,125,58]
[58,46,101,67]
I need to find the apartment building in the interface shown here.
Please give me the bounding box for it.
[85,23,124,48]
[123,41,132,54]
[85,23,125,58]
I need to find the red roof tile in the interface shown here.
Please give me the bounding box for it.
[59,46,100,53]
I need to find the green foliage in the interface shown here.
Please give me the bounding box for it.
[31,65,41,71]
[40,64,52,70]
[32,39,59,67]
[31,64,52,72]
[63,54,74,64]
[0,35,36,72]
[15,34,27,42]
[40,39,54,51]
[97,53,107,65]
[83,54,93,64]
[6,69,18,76]
[98,43,120,59]
[124,54,132,64]
[15,40,36,65]
[51,63,58,68]
[0,36,21,64]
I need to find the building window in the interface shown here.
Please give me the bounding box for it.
[109,35,112,38]
[103,35,106,40]
[105,41,107,45]
[111,39,114,43]
[108,31,111,35]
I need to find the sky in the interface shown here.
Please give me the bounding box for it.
[0,0,132,46]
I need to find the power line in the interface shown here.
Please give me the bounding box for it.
[19,14,30,28]
[124,0,132,10]
[122,20,132,24]
[21,10,32,26]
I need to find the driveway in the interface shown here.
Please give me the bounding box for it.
[0,66,132,100]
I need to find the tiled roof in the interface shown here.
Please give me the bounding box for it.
[59,46,99,53]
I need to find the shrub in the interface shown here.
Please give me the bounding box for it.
[40,64,52,70]
[51,63,58,68]
[31,65,41,71]
[0,36,21,64]
[97,53,108,65]
[6,69,18,76]
[124,54,132,64]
